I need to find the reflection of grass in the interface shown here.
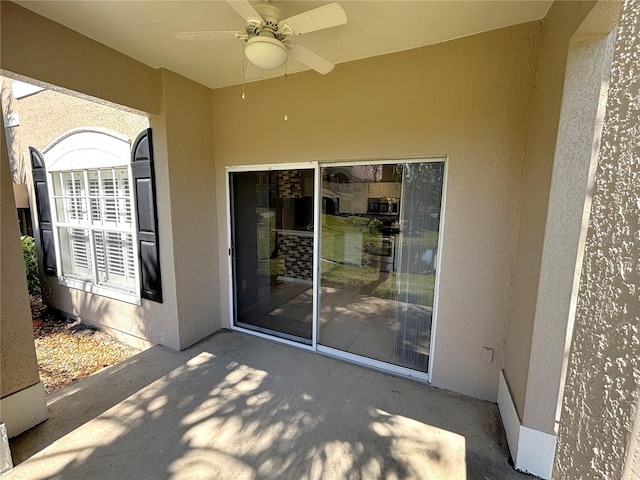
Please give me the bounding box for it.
[321,261,379,287]
[322,214,380,265]
[400,230,439,250]
[322,214,440,265]
[320,213,438,306]
[321,261,435,306]
[393,272,435,306]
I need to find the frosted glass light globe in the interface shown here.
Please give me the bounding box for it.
[244,36,288,70]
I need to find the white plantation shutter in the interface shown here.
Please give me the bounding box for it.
[89,177,101,222]
[86,168,131,227]
[103,176,118,223]
[49,165,138,294]
[63,174,87,222]
[121,176,132,225]
[104,232,126,278]
[126,235,136,281]
[69,228,91,276]
[119,232,136,282]
[94,230,106,277]
[93,231,135,291]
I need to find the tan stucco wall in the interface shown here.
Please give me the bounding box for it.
[0,3,219,351]
[502,0,597,419]
[0,2,158,115]
[154,69,219,349]
[0,110,40,398]
[12,88,149,150]
[213,21,542,401]
[554,0,640,476]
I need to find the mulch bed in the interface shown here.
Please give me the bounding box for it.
[31,296,140,394]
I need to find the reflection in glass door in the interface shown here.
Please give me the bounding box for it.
[318,162,445,373]
[230,169,315,344]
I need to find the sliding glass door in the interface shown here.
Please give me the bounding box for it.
[229,168,315,344]
[318,162,444,373]
[229,160,445,375]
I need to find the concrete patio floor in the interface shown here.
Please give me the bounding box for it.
[8,330,530,479]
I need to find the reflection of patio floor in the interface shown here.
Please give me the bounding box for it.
[320,289,431,368]
[239,283,432,368]
[237,281,314,340]
[9,331,529,479]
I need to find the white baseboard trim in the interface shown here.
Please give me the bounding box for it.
[498,371,557,479]
[498,371,522,460]
[517,425,557,478]
[0,381,48,438]
[0,423,12,475]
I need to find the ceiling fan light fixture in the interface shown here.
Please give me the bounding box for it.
[244,36,288,70]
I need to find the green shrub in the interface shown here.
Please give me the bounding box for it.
[21,235,41,296]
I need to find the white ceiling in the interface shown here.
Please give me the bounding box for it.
[16,1,553,90]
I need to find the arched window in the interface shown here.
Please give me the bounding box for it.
[44,129,138,301]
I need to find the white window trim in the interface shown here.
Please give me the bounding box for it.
[58,277,140,305]
[43,129,141,305]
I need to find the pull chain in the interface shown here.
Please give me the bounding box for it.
[241,44,246,100]
[283,66,289,121]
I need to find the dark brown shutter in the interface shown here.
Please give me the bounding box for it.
[29,147,56,275]
[131,129,163,303]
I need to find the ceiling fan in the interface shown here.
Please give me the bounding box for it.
[175,0,347,79]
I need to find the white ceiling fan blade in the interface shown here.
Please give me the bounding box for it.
[227,0,263,24]
[244,61,265,80]
[278,3,347,36]
[175,31,245,41]
[288,43,335,75]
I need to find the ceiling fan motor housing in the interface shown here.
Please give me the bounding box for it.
[243,3,289,70]
[253,4,286,36]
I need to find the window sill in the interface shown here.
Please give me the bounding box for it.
[58,277,141,306]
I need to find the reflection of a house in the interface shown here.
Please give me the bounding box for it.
[236,165,436,370]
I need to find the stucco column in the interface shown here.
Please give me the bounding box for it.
[152,68,219,350]
[553,0,640,477]
[0,99,48,438]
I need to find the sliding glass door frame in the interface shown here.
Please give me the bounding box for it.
[226,162,320,352]
[225,157,447,383]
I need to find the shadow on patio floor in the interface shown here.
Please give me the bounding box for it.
[9,330,528,479]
